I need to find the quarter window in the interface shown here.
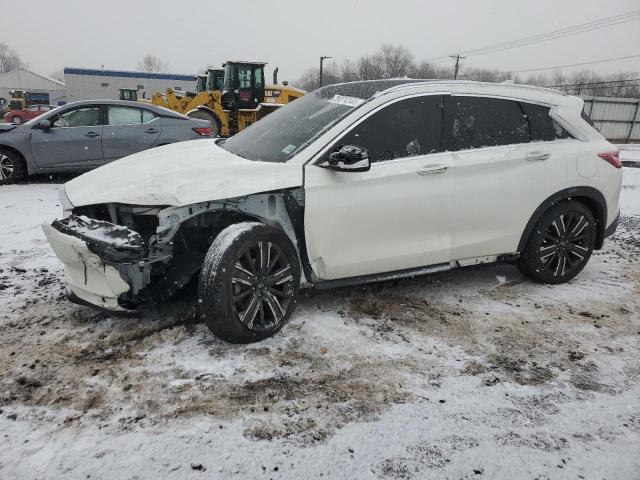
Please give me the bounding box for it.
[520,102,573,141]
[337,95,444,163]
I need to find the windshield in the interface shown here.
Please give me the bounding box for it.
[220,89,366,162]
[220,79,428,162]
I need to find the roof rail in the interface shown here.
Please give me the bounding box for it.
[376,79,568,98]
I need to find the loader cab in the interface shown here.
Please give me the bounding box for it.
[207,69,225,91]
[221,61,266,110]
[196,75,208,93]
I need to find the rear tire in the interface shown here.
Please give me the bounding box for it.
[0,149,27,185]
[198,222,300,343]
[187,110,220,137]
[517,200,596,284]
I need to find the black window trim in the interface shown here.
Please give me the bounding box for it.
[311,92,450,167]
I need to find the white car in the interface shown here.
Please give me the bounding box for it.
[43,80,622,343]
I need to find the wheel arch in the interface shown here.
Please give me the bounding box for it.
[157,189,312,284]
[517,187,607,253]
[0,144,31,175]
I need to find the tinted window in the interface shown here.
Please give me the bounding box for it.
[338,95,443,163]
[108,107,154,125]
[521,102,573,141]
[53,107,100,127]
[445,96,529,151]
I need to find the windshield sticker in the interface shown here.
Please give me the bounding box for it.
[281,144,297,154]
[327,94,365,108]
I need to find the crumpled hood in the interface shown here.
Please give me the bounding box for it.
[64,139,303,207]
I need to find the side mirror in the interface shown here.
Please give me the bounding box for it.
[321,144,371,172]
[35,119,51,130]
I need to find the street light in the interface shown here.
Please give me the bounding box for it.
[319,56,332,87]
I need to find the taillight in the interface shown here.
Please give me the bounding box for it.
[193,127,212,137]
[597,151,622,169]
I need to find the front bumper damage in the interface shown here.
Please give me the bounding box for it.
[43,215,155,313]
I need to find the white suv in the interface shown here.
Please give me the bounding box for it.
[44,80,622,343]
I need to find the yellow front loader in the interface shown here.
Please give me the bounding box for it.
[151,61,304,137]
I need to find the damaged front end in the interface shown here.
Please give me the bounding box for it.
[43,213,165,313]
[44,188,306,314]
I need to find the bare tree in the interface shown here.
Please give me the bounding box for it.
[0,42,22,73]
[137,54,169,73]
[292,62,340,91]
[410,61,452,80]
[372,44,414,78]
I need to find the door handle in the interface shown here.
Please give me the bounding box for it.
[525,151,550,161]
[145,128,159,134]
[84,132,100,138]
[417,164,448,175]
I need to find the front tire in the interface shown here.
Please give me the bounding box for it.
[10,116,22,124]
[198,222,300,343]
[0,149,27,185]
[518,201,596,284]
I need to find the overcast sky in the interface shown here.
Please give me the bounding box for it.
[6,0,640,81]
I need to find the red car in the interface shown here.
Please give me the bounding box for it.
[3,105,56,124]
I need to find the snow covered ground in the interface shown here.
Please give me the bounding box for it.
[1,161,639,479]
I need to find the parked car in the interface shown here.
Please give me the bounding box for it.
[3,104,55,124]
[0,100,212,184]
[43,80,622,343]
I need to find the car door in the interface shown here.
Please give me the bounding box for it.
[101,106,162,163]
[30,105,103,169]
[304,94,454,281]
[444,95,569,261]
[24,105,39,120]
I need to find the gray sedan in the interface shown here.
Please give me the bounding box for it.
[0,100,212,184]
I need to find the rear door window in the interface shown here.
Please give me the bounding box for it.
[444,96,530,151]
[337,95,444,163]
[107,106,153,125]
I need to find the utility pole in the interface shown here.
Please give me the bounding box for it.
[319,56,332,87]
[449,54,466,80]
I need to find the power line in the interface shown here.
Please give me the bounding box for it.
[510,54,640,73]
[427,10,640,62]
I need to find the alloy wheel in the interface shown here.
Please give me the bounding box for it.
[0,154,14,180]
[11,116,22,124]
[231,240,294,331]
[538,212,593,278]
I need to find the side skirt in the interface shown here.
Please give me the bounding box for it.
[308,253,519,291]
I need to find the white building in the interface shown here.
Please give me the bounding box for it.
[64,68,197,102]
[0,68,66,108]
